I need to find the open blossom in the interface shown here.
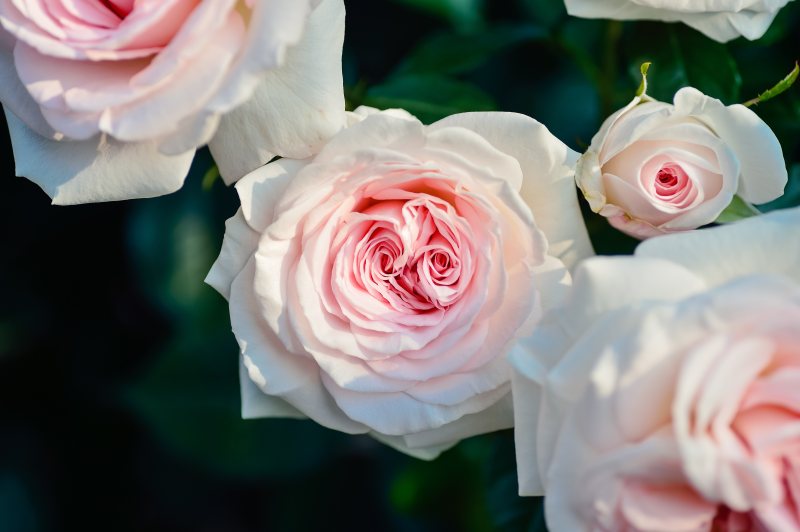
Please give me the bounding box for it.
[564,0,793,43]
[511,208,800,530]
[0,0,346,204]
[206,107,593,458]
[576,87,786,239]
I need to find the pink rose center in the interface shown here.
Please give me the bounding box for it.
[334,177,481,319]
[653,163,695,206]
[99,0,134,20]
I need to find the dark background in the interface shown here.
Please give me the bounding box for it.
[1,1,798,530]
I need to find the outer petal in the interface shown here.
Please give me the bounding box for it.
[239,356,305,420]
[205,209,260,300]
[209,0,346,184]
[232,259,368,434]
[564,0,783,42]
[673,87,787,205]
[402,395,514,450]
[4,107,194,204]
[370,433,456,461]
[510,256,707,495]
[636,207,800,286]
[429,112,595,270]
[0,40,57,139]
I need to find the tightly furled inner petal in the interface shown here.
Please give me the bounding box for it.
[338,178,478,317]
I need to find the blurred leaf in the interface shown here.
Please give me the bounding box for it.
[744,62,799,107]
[128,332,350,479]
[519,0,566,28]
[201,164,220,191]
[628,24,742,103]
[761,164,800,212]
[392,0,485,30]
[127,159,224,326]
[395,24,547,76]
[716,195,761,224]
[390,440,493,531]
[0,474,39,532]
[364,74,496,123]
[484,431,547,532]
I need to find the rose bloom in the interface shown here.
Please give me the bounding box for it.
[0,0,345,204]
[576,87,786,239]
[206,107,594,457]
[564,0,793,43]
[511,207,800,530]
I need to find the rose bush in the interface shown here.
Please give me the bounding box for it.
[564,0,794,43]
[576,87,787,239]
[206,107,594,458]
[0,0,346,203]
[511,207,800,530]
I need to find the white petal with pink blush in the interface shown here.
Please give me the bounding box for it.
[206,108,594,458]
[0,0,346,203]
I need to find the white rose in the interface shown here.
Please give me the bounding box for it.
[576,87,786,239]
[0,0,346,204]
[206,107,594,459]
[511,207,800,530]
[564,0,794,43]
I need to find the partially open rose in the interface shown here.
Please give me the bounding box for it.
[576,87,786,239]
[0,0,346,203]
[564,0,793,43]
[511,208,800,530]
[206,108,594,457]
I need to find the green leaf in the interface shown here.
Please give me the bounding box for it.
[716,195,761,224]
[391,0,484,30]
[744,62,799,107]
[519,0,567,28]
[636,61,651,97]
[364,74,496,124]
[395,24,547,76]
[127,332,350,479]
[628,24,742,103]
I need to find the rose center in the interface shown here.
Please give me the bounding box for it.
[656,168,679,187]
[99,0,134,19]
[649,163,699,209]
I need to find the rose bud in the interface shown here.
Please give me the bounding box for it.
[576,87,787,239]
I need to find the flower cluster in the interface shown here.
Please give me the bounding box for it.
[1,1,797,530]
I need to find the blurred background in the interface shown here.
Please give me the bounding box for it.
[1,1,798,530]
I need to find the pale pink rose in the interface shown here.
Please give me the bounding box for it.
[511,207,800,530]
[564,0,793,43]
[0,0,346,204]
[206,107,594,458]
[576,87,786,239]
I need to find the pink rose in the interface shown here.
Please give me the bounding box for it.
[576,87,786,239]
[0,0,346,203]
[511,208,800,530]
[206,108,594,458]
